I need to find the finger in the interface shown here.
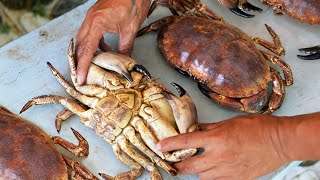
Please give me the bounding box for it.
[76,12,91,46]
[99,36,112,52]
[156,131,208,152]
[173,153,215,175]
[199,122,224,131]
[76,31,102,85]
[118,30,136,56]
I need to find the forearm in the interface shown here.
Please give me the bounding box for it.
[278,112,320,161]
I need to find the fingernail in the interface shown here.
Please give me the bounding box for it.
[77,75,84,85]
[155,143,161,151]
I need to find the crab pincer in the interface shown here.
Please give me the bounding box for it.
[91,51,151,83]
[297,46,320,60]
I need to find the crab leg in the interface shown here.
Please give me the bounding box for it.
[123,126,177,175]
[68,40,124,94]
[297,45,320,60]
[116,135,162,180]
[99,143,144,180]
[20,95,93,127]
[139,104,179,140]
[91,51,151,82]
[52,128,89,157]
[131,116,165,158]
[148,0,188,17]
[186,0,223,20]
[262,68,285,114]
[55,108,74,133]
[47,62,100,108]
[137,16,176,37]
[253,24,285,56]
[63,156,98,180]
[147,0,223,21]
[260,51,293,86]
[198,82,268,113]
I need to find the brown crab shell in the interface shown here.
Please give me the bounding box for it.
[266,0,320,25]
[0,106,67,180]
[158,16,271,98]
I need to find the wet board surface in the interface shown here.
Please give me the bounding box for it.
[0,0,319,179]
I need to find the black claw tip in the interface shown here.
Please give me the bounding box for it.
[133,64,151,79]
[175,68,190,78]
[170,82,186,97]
[298,46,320,54]
[242,3,263,12]
[230,8,255,18]
[197,82,212,98]
[297,53,320,60]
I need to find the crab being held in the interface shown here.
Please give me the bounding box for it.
[20,40,199,180]
[138,0,293,114]
[0,105,97,180]
[218,0,320,24]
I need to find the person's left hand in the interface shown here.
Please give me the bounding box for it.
[156,114,291,180]
[75,0,150,85]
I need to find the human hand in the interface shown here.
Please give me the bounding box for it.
[76,0,150,85]
[156,114,291,180]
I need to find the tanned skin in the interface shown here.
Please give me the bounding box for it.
[76,0,150,85]
[77,1,320,179]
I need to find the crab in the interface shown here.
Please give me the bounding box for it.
[0,105,98,180]
[20,40,199,180]
[137,0,293,114]
[216,0,320,24]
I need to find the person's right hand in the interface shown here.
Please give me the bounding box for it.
[76,0,150,85]
[156,114,291,180]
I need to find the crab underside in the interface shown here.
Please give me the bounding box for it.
[20,39,199,180]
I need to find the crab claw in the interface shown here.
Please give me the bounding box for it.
[162,82,198,134]
[230,7,255,18]
[197,82,212,98]
[297,46,320,60]
[242,2,263,12]
[91,52,151,83]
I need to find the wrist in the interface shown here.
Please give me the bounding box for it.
[277,113,320,161]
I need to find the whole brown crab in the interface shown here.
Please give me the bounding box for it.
[138,0,293,114]
[20,40,199,180]
[0,105,97,180]
[216,0,320,25]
